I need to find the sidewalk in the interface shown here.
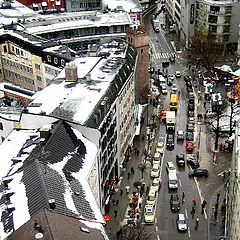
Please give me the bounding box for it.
[105,105,155,240]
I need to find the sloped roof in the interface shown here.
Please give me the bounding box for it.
[0,120,103,239]
[7,209,107,240]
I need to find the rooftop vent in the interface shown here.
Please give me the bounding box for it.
[35,233,44,240]
[39,127,50,139]
[65,62,78,82]
[48,199,56,209]
[86,73,91,82]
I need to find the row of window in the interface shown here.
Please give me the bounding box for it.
[45,65,61,76]
[2,57,33,75]
[40,26,125,41]
[46,55,65,67]
[4,69,34,86]
[71,1,100,9]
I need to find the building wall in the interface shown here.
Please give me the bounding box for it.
[229,3,240,44]
[126,26,149,104]
[0,42,45,91]
[65,0,101,12]
[227,120,240,240]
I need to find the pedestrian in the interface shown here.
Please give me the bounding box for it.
[136,149,139,156]
[142,133,145,140]
[196,216,199,227]
[116,199,119,205]
[220,143,223,151]
[127,172,131,179]
[114,209,118,218]
[125,185,130,194]
[141,182,146,191]
[223,171,226,179]
[221,204,226,213]
[217,193,220,202]
[191,206,195,215]
[215,202,219,211]
[112,198,116,206]
[204,113,207,120]
[120,189,123,195]
[192,199,196,207]
[204,102,206,107]
[182,192,185,202]
[134,147,137,155]
[214,210,218,219]
[131,167,135,174]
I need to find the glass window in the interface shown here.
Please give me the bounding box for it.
[35,63,41,70]
[37,75,42,82]
[54,57,58,64]
[47,55,51,62]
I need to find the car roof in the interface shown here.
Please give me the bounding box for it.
[171,194,179,200]
[153,178,159,183]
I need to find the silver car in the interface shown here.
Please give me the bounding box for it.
[177,214,188,231]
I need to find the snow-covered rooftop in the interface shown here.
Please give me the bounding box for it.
[20,11,132,35]
[27,39,134,125]
[103,0,142,12]
[0,120,103,239]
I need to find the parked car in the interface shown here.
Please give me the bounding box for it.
[167,78,173,86]
[151,178,161,191]
[153,152,162,165]
[177,214,188,231]
[188,117,195,125]
[175,71,181,78]
[187,123,194,132]
[177,130,184,141]
[187,158,200,168]
[156,141,165,154]
[170,194,180,211]
[146,189,157,205]
[168,74,175,81]
[167,134,175,149]
[158,70,167,78]
[151,164,160,178]
[189,92,195,103]
[166,161,176,174]
[188,168,209,177]
[184,75,191,82]
[186,131,194,141]
[188,111,194,117]
[188,103,194,111]
[176,154,185,167]
[144,205,155,224]
[186,142,194,151]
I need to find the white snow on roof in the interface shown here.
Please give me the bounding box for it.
[103,0,142,12]
[23,11,132,35]
[0,129,38,239]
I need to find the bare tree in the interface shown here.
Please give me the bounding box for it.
[120,222,153,240]
[188,31,223,72]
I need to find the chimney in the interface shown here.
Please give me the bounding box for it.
[65,62,78,81]
[86,73,91,82]
[48,199,56,209]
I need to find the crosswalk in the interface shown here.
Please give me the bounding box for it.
[152,52,175,59]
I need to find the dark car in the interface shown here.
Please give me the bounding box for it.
[158,71,167,78]
[187,158,200,169]
[188,111,194,117]
[188,103,194,111]
[167,78,173,86]
[170,194,180,211]
[176,154,185,167]
[187,86,193,93]
[186,81,192,88]
[187,123,194,132]
[189,93,195,103]
[184,75,191,82]
[188,169,208,177]
[186,131,194,141]
[167,134,175,149]
[169,55,175,62]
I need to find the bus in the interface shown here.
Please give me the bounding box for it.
[170,94,178,111]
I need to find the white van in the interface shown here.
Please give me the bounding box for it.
[168,173,178,189]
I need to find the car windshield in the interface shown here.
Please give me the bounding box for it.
[169,166,175,170]
[145,212,153,216]
[153,169,158,172]
[178,219,186,224]
[153,183,159,186]
[170,180,177,184]
[172,200,179,204]
[148,196,155,201]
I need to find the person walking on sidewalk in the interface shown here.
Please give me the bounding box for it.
[114,209,118,218]
[131,167,135,174]
[217,193,220,202]
[202,200,207,211]
[196,216,199,228]
[182,192,185,202]
[127,172,131,180]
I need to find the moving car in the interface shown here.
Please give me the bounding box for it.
[186,131,194,141]
[161,84,168,94]
[176,154,185,167]
[144,205,155,224]
[166,161,176,174]
[156,141,164,154]
[188,169,209,177]
[146,189,157,205]
[172,83,177,92]
[151,164,160,178]
[168,172,178,189]
[177,130,184,141]
[187,158,200,168]
[170,194,180,211]
[153,152,162,165]
[186,142,194,151]
[167,134,174,149]
[177,214,188,231]
[175,71,181,78]
[151,178,161,191]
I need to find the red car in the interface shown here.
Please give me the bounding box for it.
[186,142,193,151]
